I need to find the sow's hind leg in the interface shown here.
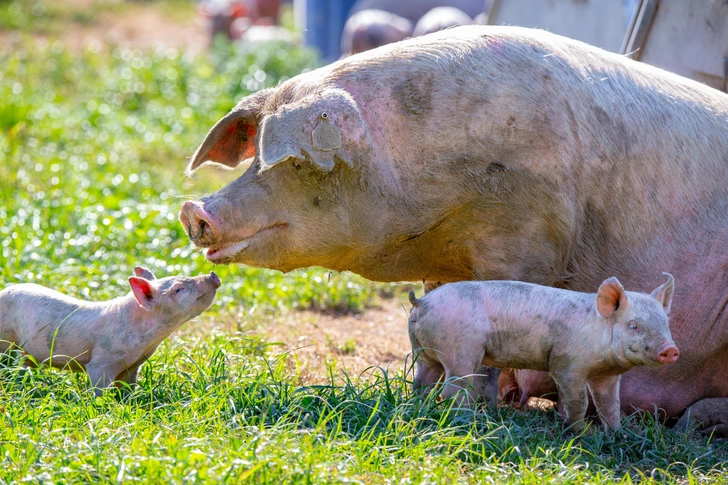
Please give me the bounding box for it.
[676,398,728,438]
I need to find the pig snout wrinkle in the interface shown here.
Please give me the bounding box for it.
[657,344,679,364]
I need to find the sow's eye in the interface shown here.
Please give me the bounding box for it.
[628,322,639,331]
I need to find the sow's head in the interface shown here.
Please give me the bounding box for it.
[179,85,392,274]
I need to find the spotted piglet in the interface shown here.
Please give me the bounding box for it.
[0,267,220,395]
[408,274,678,433]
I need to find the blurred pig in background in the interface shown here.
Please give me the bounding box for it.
[347,0,487,23]
[340,0,488,56]
[412,6,473,36]
[340,9,412,56]
[198,0,284,45]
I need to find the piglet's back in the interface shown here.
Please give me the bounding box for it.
[424,280,591,324]
[0,284,91,335]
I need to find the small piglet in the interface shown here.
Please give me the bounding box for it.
[408,274,679,432]
[0,267,221,394]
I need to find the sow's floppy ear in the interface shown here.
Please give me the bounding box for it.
[596,276,629,319]
[259,89,369,172]
[650,272,675,316]
[186,88,273,174]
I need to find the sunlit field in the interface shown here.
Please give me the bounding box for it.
[1,1,727,483]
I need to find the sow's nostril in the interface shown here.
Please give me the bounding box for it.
[179,201,200,239]
[657,345,680,364]
[179,201,218,243]
[197,220,208,240]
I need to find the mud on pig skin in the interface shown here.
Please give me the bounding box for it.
[180,26,728,427]
[407,274,678,432]
[0,267,220,395]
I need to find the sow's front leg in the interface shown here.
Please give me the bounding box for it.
[676,398,728,438]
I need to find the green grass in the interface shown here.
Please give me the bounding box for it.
[0,37,378,313]
[0,32,727,484]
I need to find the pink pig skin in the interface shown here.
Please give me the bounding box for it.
[0,267,220,395]
[408,274,677,433]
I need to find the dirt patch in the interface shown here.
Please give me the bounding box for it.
[262,296,413,384]
[192,295,415,385]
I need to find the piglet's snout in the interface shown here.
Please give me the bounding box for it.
[656,343,679,364]
[209,271,221,289]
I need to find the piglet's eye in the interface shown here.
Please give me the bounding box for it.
[629,323,638,330]
[175,288,183,294]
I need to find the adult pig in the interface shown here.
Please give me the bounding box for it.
[341,10,413,56]
[0,267,220,394]
[179,26,728,428]
[407,274,678,432]
[413,7,472,37]
[347,0,488,23]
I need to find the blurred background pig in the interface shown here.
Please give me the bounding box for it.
[197,0,285,45]
[412,6,473,37]
[340,9,413,56]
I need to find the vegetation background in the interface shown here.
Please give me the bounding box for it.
[0,0,726,483]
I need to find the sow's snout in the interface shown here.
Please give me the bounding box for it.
[180,201,221,247]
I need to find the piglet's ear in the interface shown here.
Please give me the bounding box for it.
[596,276,629,319]
[650,272,675,315]
[128,277,155,311]
[133,266,156,280]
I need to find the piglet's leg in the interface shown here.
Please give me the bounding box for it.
[497,368,522,407]
[587,375,621,433]
[439,365,483,407]
[412,356,444,398]
[115,366,140,386]
[116,349,156,387]
[86,361,124,397]
[413,362,444,397]
[552,373,588,432]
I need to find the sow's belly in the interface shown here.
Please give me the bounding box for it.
[480,331,550,372]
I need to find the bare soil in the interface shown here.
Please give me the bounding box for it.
[0,0,208,53]
[208,296,415,385]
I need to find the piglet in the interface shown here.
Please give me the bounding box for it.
[0,267,221,394]
[408,274,678,433]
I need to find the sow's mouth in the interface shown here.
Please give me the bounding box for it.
[205,223,287,263]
